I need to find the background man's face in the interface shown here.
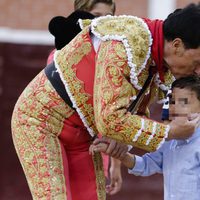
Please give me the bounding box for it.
[90,3,114,16]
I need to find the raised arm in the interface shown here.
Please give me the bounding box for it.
[93,40,169,152]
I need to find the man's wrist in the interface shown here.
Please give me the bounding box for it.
[120,153,135,169]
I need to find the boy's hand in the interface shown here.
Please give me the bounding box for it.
[106,158,122,195]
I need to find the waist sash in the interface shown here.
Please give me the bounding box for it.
[44,62,74,109]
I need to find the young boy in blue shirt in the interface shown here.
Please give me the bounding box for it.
[90,75,200,200]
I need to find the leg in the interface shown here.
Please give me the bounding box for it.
[12,121,71,200]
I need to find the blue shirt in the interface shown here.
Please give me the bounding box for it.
[129,128,200,200]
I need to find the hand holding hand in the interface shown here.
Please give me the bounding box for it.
[89,137,128,160]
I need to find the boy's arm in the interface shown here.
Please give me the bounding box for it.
[107,158,122,195]
[90,140,164,176]
[89,141,135,169]
[128,150,164,176]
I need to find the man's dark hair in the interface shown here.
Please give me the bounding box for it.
[172,75,200,100]
[163,3,200,49]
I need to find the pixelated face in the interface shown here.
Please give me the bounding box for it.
[169,87,200,120]
[89,3,114,16]
[165,45,200,79]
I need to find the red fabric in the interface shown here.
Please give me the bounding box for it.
[143,18,165,82]
[59,141,72,200]
[47,49,56,65]
[53,35,108,200]
[59,113,99,200]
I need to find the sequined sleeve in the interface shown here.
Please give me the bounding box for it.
[94,40,169,152]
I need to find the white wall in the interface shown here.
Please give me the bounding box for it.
[0,27,53,45]
[148,0,176,20]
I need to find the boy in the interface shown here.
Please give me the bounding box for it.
[90,75,200,200]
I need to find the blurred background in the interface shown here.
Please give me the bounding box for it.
[0,0,198,199]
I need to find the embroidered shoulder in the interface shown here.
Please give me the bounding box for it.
[78,19,92,30]
[90,15,153,90]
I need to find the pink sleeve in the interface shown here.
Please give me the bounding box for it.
[47,49,56,65]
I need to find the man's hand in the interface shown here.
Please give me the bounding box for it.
[168,113,200,140]
[89,142,108,155]
[89,140,124,195]
[91,137,128,160]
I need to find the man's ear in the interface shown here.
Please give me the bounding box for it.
[172,38,185,56]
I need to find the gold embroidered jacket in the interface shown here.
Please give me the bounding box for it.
[55,15,174,152]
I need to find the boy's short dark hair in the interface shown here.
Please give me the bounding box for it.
[171,75,200,100]
[163,3,200,49]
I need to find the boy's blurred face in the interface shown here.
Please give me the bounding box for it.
[169,87,200,120]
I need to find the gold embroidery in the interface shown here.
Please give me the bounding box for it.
[12,71,74,199]
[137,67,149,89]
[136,131,151,147]
[56,28,106,200]
[79,19,92,29]
[94,40,169,151]
[92,16,152,88]
[92,153,106,200]
[56,28,99,135]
